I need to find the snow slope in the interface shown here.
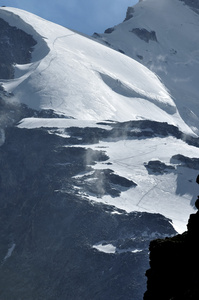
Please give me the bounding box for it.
[95,0,199,134]
[77,135,199,233]
[0,6,199,234]
[0,7,194,134]
[18,116,199,233]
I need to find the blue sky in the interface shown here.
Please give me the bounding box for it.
[3,0,138,35]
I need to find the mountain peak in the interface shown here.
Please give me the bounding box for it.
[0,6,188,132]
[124,6,134,21]
[94,0,199,135]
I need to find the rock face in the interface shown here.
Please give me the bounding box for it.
[0,18,36,79]
[131,28,158,43]
[144,182,199,299]
[180,0,199,11]
[0,120,177,300]
[124,7,134,21]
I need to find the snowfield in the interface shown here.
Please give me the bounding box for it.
[0,7,194,135]
[97,0,199,135]
[0,5,199,235]
[79,136,199,233]
[17,116,199,233]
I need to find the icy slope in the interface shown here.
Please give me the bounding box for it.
[95,0,199,134]
[0,7,193,134]
[0,7,198,234]
[77,132,199,233]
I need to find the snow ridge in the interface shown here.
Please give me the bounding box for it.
[95,0,199,135]
[0,6,193,135]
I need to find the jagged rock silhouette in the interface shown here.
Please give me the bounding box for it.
[144,176,199,299]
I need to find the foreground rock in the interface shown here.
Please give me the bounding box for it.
[144,178,199,299]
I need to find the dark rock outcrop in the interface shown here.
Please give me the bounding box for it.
[144,160,175,175]
[131,28,158,43]
[0,18,37,79]
[124,7,134,21]
[180,0,199,12]
[171,154,199,170]
[104,27,115,34]
[144,178,199,299]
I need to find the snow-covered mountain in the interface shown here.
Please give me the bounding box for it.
[0,3,199,299]
[94,0,199,135]
[0,6,192,130]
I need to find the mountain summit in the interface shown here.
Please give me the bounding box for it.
[95,0,199,135]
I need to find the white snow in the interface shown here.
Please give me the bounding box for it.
[98,0,199,134]
[72,136,199,233]
[0,6,194,135]
[92,242,143,254]
[93,243,116,254]
[17,118,112,130]
[131,249,142,253]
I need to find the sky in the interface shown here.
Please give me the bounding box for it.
[3,0,138,35]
